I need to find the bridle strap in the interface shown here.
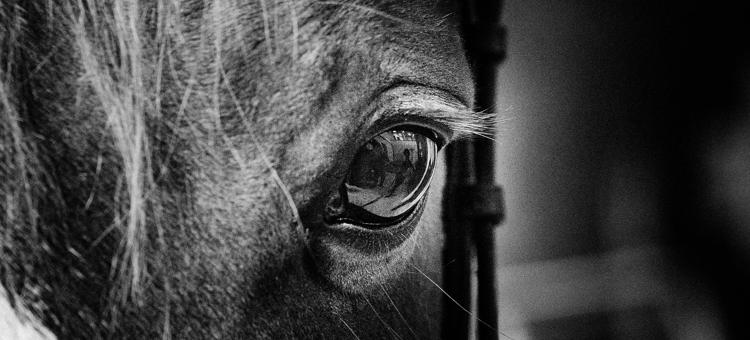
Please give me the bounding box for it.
[442,0,507,339]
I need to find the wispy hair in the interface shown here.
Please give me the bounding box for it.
[1,1,496,337]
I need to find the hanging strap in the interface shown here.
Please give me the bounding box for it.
[442,0,507,339]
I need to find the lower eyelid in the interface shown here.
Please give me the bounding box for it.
[322,197,427,247]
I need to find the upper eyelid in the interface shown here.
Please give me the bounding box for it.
[389,108,495,142]
[367,85,494,143]
[367,110,452,145]
[367,107,493,149]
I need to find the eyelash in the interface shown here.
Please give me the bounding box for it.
[374,108,495,144]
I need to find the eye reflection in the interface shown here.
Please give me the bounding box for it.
[336,128,438,223]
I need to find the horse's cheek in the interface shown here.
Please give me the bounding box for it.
[156,154,448,339]
[151,161,298,337]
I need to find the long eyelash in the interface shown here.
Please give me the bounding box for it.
[398,108,498,141]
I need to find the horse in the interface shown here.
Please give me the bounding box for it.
[1,0,491,338]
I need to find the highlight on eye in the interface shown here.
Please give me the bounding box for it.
[325,127,439,227]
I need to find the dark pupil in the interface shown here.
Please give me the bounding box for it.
[344,129,437,219]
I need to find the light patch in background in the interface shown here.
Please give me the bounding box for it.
[491,0,730,338]
[706,64,750,253]
[492,247,725,339]
[494,0,615,265]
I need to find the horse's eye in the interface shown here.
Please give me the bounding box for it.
[325,127,439,227]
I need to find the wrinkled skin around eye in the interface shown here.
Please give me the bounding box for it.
[0,0,476,339]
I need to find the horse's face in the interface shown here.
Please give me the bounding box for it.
[2,0,479,338]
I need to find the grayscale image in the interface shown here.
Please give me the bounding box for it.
[1,0,747,339]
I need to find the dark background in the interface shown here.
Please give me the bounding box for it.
[492,1,750,338]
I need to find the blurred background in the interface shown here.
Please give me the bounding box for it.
[491,0,750,339]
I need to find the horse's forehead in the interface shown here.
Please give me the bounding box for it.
[209,0,473,142]
[213,1,471,95]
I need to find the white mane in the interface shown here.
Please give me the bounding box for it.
[1,287,56,340]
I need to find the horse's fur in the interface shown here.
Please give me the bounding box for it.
[1,0,485,338]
